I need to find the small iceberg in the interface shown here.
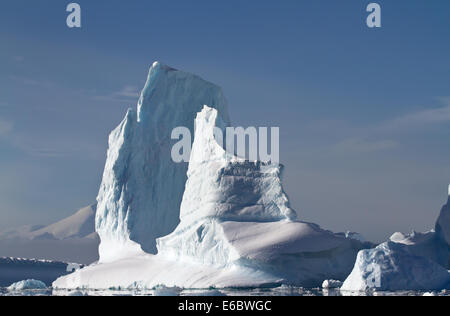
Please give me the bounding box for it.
[7,279,47,291]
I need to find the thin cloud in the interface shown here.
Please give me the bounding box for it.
[307,98,450,140]
[437,96,450,105]
[115,86,140,98]
[9,134,104,159]
[332,138,399,154]
[325,97,450,154]
[94,86,140,102]
[13,56,25,62]
[0,118,13,136]
[379,101,450,132]
[9,76,55,89]
[308,98,450,156]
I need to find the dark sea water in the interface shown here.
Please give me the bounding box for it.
[1,286,449,296]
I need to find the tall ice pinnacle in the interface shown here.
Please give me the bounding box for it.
[157,106,298,266]
[95,62,230,262]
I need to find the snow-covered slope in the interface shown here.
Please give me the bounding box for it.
[29,205,96,240]
[341,191,450,292]
[0,205,99,264]
[53,254,280,290]
[54,104,366,289]
[96,62,230,262]
[0,258,83,287]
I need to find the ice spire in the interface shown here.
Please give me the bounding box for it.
[95,62,230,262]
[157,106,300,266]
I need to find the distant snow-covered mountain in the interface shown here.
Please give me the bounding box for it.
[0,205,98,264]
[29,205,96,240]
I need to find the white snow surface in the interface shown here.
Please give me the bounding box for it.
[53,253,280,290]
[95,62,230,262]
[7,279,47,291]
[54,104,365,289]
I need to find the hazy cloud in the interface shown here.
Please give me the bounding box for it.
[115,86,140,98]
[0,118,13,136]
[379,102,450,132]
[331,138,399,154]
[10,134,104,159]
[313,98,450,155]
[93,86,140,102]
[437,96,450,106]
[12,56,25,62]
[9,76,55,89]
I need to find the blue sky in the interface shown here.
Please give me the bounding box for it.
[0,0,449,242]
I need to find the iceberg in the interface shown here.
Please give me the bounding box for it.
[7,279,47,291]
[341,190,450,292]
[54,63,367,289]
[153,285,183,296]
[95,62,230,262]
[322,279,343,289]
[55,116,365,288]
[341,240,450,292]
